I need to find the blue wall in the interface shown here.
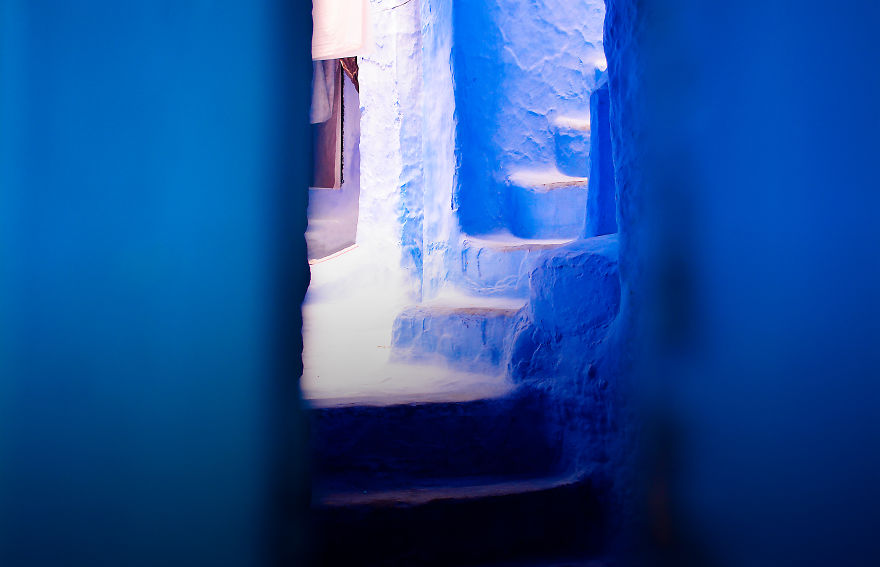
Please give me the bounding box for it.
[584,81,617,237]
[420,0,462,298]
[606,0,880,563]
[0,2,311,564]
[452,0,606,236]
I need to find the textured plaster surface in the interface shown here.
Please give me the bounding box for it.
[582,0,640,547]
[460,233,574,298]
[506,232,624,535]
[420,0,460,299]
[396,0,426,292]
[392,293,524,372]
[507,168,590,239]
[554,117,592,178]
[508,235,620,394]
[454,0,606,236]
[357,0,406,262]
[584,80,617,237]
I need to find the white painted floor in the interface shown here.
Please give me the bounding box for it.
[300,245,514,407]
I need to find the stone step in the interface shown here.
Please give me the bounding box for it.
[460,232,574,298]
[552,115,591,178]
[309,383,562,491]
[312,473,602,566]
[506,169,589,239]
[391,295,525,372]
[303,362,518,409]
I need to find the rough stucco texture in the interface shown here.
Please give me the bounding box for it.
[453,0,606,236]
[507,235,621,475]
[420,0,460,299]
[584,80,617,238]
[499,0,639,542]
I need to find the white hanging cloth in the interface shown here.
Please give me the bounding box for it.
[310,59,337,124]
[312,0,371,61]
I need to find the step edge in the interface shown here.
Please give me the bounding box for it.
[398,305,523,317]
[507,171,590,192]
[304,378,516,410]
[552,115,591,132]
[463,236,575,253]
[315,473,583,508]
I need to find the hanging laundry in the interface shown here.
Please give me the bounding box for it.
[312,0,371,61]
[310,59,338,124]
[311,60,342,188]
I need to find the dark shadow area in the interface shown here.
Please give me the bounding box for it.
[606,0,880,564]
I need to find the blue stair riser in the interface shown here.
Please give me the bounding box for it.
[391,306,519,372]
[507,183,588,240]
[313,477,602,566]
[311,391,562,488]
[460,243,533,299]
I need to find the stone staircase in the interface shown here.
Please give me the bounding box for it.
[307,262,606,564]
[460,233,574,298]
[391,295,524,373]
[309,381,603,566]
[311,385,558,489]
[313,471,601,566]
[306,110,608,564]
[309,291,601,564]
[505,114,591,240]
[506,168,589,240]
[386,112,593,372]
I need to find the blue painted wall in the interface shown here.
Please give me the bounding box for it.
[605,0,880,563]
[584,81,617,237]
[505,1,880,559]
[420,0,461,298]
[452,0,606,236]
[0,2,311,564]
